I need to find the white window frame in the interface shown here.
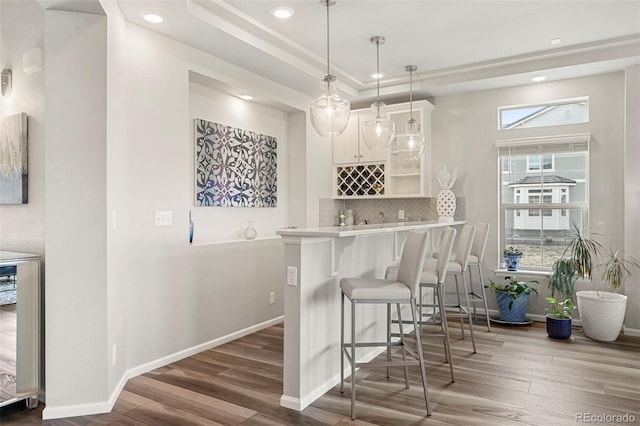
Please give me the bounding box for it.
[497,96,589,130]
[496,133,591,271]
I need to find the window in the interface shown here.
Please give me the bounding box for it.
[498,97,589,130]
[527,154,554,171]
[496,133,590,270]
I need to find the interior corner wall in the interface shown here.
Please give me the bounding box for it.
[431,72,626,318]
[119,23,292,374]
[624,65,640,330]
[43,9,109,413]
[0,0,45,255]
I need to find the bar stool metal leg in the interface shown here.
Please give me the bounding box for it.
[460,274,477,353]
[340,292,345,393]
[412,298,432,416]
[396,303,410,388]
[351,299,356,420]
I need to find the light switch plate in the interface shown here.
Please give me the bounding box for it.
[154,211,172,226]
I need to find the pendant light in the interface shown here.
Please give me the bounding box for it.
[361,36,395,151]
[309,0,350,137]
[396,65,424,154]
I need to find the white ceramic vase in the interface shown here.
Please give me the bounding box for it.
[576,290,627,341]
[437,189,456,222]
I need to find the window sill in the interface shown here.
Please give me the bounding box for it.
[494,269,551,278]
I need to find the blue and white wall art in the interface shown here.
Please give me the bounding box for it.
[0,113,28,204]
[195,119,277,207]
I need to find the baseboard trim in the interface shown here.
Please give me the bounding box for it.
[42,316,284,420]
[280,344,388,411]
[622,326,640,337]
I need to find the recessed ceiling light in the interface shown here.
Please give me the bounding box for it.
[531,75,547,82]
[551,38,562,45]
[370,72,385,79]
[238,93,254,101]
[270,6,295,19]
[141,12,164,24]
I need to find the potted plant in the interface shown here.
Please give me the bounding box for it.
[486,276,538,323]
[548,258,578,302]
[503,247,523,271]
[545,297,575,340]
[577,248,639,341]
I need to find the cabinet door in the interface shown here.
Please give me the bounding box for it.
[332,113,360,164]
[358,110,389,163]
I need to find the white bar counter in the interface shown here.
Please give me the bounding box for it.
[276,220,465,411]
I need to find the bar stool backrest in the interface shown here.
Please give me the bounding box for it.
[396,231,430,298]
[471,223,490,262]
[454,225,477,272]
[436,227,457,282]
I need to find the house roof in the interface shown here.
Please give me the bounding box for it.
[508,175,577,186]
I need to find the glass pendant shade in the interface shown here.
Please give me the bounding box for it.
[361,36,395,151]
[362,100,394,150]
[396,118,424,153]
[397,64,423,154]
[310,75,350,137]
[309,0,351,137]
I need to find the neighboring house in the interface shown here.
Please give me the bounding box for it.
[508,174,575,233]
[503,102,587,129]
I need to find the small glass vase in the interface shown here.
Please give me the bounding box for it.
[243,221,257,240]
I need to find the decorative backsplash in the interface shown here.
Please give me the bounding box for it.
[336,164,385,197]
[319,197,465,227]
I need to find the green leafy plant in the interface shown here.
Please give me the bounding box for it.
[562,222,603,281]
[504,247,523,257]
[485,275,538,310]
[548,258,578,302]
[545,297,575,319]
[600,248,640,292]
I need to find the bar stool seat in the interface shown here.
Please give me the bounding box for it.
[340,231,432,420]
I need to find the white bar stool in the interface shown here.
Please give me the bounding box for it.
[340,231,431,420]
[467,223,491,331]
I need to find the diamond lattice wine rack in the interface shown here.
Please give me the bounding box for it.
[336,163,385,196]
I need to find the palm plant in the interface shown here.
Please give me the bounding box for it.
[600,248,640,292]
[548,258,578,302]
[561,222,603,281]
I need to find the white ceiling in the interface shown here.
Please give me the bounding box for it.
[65,1,640,106]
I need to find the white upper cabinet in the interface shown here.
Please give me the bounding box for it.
[332,109,387,164]
[333,99,434,198]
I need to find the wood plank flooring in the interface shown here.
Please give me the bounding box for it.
[1,319,639,425]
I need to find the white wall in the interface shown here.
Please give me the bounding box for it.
[432,72,628,319]
[624,65,640,330]
[44,9,109,411]
[189,81,289,241]
[0,0,44,255]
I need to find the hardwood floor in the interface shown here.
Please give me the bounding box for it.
[1,319,638,425]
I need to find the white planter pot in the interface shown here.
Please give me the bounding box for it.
[576,290,627,342]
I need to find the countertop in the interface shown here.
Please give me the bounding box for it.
[276,220,466,238]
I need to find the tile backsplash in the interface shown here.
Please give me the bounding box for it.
[319,197,465,227]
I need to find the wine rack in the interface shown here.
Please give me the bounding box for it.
[336,163,385,196]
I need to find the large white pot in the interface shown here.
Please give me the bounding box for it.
[576,290,627,342]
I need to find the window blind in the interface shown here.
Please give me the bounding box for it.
[496,133,590,156]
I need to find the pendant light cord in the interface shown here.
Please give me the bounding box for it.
[376,40,381,100]
[409,67,414,121]
[325,0,330,76]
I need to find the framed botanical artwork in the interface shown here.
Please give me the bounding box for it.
[195,119,277,207]
[0,113,28,204]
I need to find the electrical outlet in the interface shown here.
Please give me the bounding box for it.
[269,291,275,304]
[154,211,172,226]
[112,344,117,366]
[398,210,405,220]
[286,266,297,286]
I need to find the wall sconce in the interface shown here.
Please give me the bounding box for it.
[1,69,11,97]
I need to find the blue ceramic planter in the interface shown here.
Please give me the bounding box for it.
[496,292,529,322]
[546,316,572,339]
[504,254,522,271]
